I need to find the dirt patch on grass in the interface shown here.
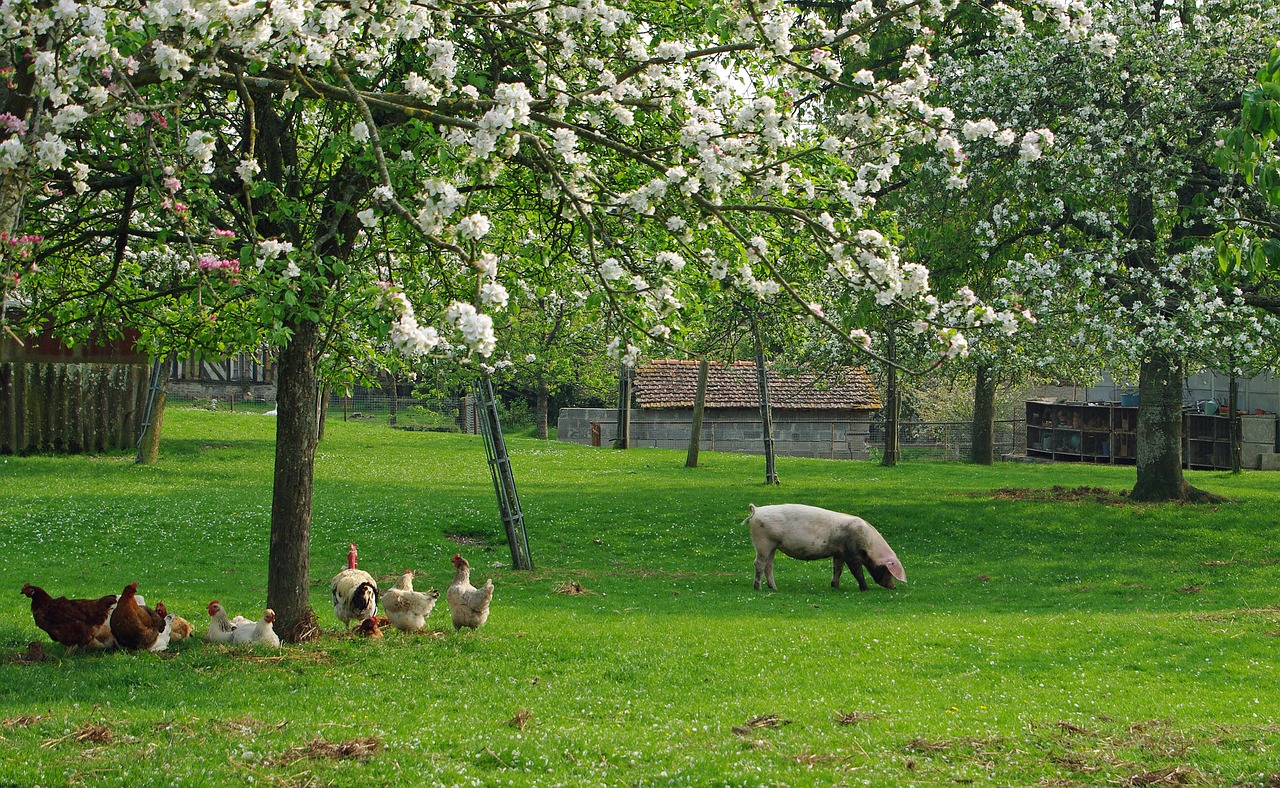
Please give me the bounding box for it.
[732,714,791,736]
[41,723,115,748]
[552,580,595,596]
[9,642,50,664]
[790,751,847,766]
[273,736,382,765]
[214,716,289,736]
[1189,607,1280,623]
[506,708,532,730]
[1122,765,1196,786]
[979,486,1130,504]
[905,737,952,753]
[445,533,487,548]
[834,710,885,725]
[2,715,45,728]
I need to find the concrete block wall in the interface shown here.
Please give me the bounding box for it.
[557,407,873,460]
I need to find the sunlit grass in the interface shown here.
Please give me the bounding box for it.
[1,407,1278,786]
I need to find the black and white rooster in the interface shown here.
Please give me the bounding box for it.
[331,543,378,630]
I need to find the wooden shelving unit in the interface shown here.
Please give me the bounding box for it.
[1183,413,1230,470]
[1027,402,1279,470]
[1026,402,1137,465]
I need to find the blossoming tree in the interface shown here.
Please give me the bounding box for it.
[2,0,1090,637]
[931,0,1280,500]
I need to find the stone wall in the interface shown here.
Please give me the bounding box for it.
[558,407,872,460]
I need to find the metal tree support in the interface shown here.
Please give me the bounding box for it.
[135,359,165,454]
[473,375,533,570]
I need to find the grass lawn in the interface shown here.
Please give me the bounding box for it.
[1,407,1279,787]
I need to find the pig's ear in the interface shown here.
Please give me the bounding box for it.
[884,558,906,584]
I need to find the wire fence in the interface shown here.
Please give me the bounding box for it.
[163,389,474,432]
[162,388,1028,462]
[867,419,1027,462]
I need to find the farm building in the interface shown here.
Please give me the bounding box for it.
[558,359,881,459]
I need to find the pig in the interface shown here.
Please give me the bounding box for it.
[745,503,907,592]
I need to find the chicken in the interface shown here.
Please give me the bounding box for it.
[205,601,239,644]
[109,582,171,651]
[170,616,193,641]
[149,614,175,653]
[447,554,493,631]
[229,609,281,647]
[355,616,383,638]
[21,583,118,654]
[331,543,378,630]
[381,571,440,633]
[252,609,281,648]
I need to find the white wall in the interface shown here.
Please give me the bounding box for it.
[1085,370,1280,415]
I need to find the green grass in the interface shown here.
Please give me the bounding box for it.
[1,408,1279,786]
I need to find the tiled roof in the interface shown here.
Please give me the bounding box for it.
[632,359,881,410]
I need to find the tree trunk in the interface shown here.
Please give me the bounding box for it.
[388,374,398,426]
[882,323,900,467]
[316,384,330,442]
[971,363,996,465]
[1130,351,1225,502]
[0,45,39,243]
[267,318,321,642]
[136,390,165,464]
[535,376,550,440]
[1229,375,1241,474]
[686,358,709,468]
[752,323,778,485]
[613,364,631,449]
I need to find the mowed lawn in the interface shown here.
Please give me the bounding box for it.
[1,407,1279,787]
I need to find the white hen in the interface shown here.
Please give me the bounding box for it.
[382,571,440,633]
[148,614,175,653]
[236,609,280,648]
[205,601,239,644]
[331,543,378,630]
[447,554,493,631]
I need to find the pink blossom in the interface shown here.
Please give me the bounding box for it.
[198,255,240,274]
[0,113,28,134]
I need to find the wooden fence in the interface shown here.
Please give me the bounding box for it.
[0,362,150,454]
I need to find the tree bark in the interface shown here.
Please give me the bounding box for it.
[387,374,398,426]
[971,363,996,465]
[1229,375,1241,474]
[1130,351,1226,502]
[136,390,165,465]
[686,358,709,468]
[752,323,778,485]
[535,375,550,440]
[613,364,631,449]
[316,384,330,442]
[267,318,321,642]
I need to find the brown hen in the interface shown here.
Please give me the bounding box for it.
[21,583,117,654]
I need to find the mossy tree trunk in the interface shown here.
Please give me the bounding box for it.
[535,376,550,440]
[686,358,709,468]
[971,363,996,465]
[136,390,166,464]
[267,319,321,642]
